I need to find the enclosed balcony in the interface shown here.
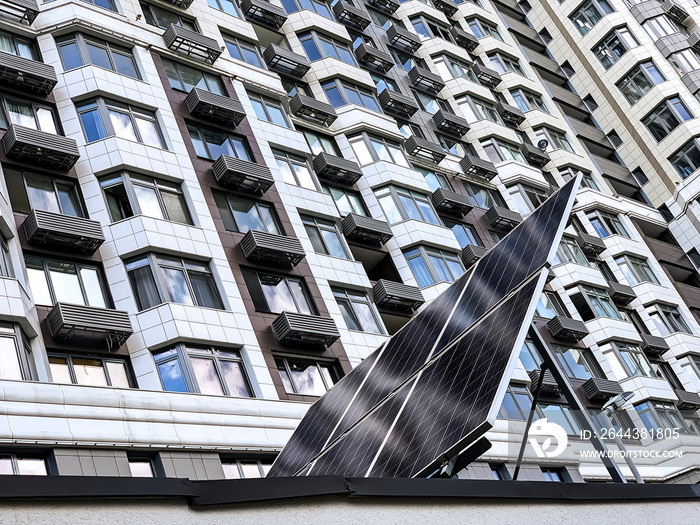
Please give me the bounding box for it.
[212,155,275,195]
[408,66,445,93]
[528,369,560,394]
[575,232,606,256]
[2,124,80,170]
[185,87,246,128]
[547,315,589,342]
[313,152,363,186]
[367,0,400,14]
[378,89,419,118]
[496,101,526,126]
[23,209,105,254]
[405,135,446,163]
[387,25,422,53]
[674,389,700,410]
[485,205,522,229]
[433,0,458,17]
[450,26,479,52]
[519,142,550,167]
[289,93,338,126]
[606,281,636,305]
[461,244,488,268]
[163,24,221,64]
[0,52,57,95]
[47,303,133,350]
[459,154,498,180]
[472,63,502,88]
[272,311,341,347]
[240,229,306,268]
[241,0,288,28]
[341,213,393,245]
[430,188,473,216]
[333,0,371,30]
[660,0,689,25]
[0,0,38,25]
[582,378,623,403]
[373,279,425,311]
[355,43,394,73]
[639,333,670,356]
[432,109,470,137]
[263,44,310,77]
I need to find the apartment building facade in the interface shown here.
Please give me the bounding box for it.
[0,0,696,484]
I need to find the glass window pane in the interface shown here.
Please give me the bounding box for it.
[129,461,154,477]
[49,356,72,384]
[36,108,57,134]
[106,361,131,388]
[59,42,83,70]
[157,358,188,392]
[220,360,252,397]
[0,336,22,380]
[112,52,139,78]
[72,357,108,386]
[189,271,223,309]
[48,261,85,305]
[190,356,225,395]
[288,360,327,395]
[320,229,346,258]
[56,182,81,217]
[292,164,316,190]
[407,256,433,287]
[133,184,165,220]
[16,458,46,476]
[80,108,106,142]
[354,302,381,333]
[222,462,241,479]
[25,174,60,213]
[86,43,113,70]
[160,267,193,305]
[161,191,191,225]
[6,98,35,128]
[129,265,161,310]
[240,461,262,478]
[109,110,138,141]
[288,280,313,315]
[26,259,52,306]
[79,267,107,308]
[135,117,163,148]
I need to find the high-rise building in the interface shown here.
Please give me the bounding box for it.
[0,0,697,485]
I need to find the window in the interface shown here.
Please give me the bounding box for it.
[488,52,526,76]
[569,0,613,36]
[48,354,133,388]
[593,28,638,69]
[224,36,264,68]
[370,73,399,94]
[480,138,527,164]
[642,97,692,142]
[462,181,505,209]
[368,8,394,30]
[0,28,38,60]
[349,133,409,167]
[617,61,665,105]
[56,33,141,78]
[403,246,464,287]
[140,2,196,30]
[282,0,332,17]
[605,341,655,379]
[301,128,341,156]
[248,92,289,127]
[323,185,368,217]
[153,344,253,397]
[647,303,692,335]
[410,16,454,42]
[241,269,315,314]
[586,210,629,238]
[0,237,13,279]
[569,285,620,320]
[519,340,543,372]
[642,16,684,41]
[559,167,601,191]
[433,55,478,83]
[100,172,192,224]
[333,287,383,333]
[614,255,659,285]
[276,356,339,395]
[535,292,566,319]
[207,0,242,17]
[281,77,312,97]
[125,254,224,311]
[438,134,466,157]
[0,323,31,381]
[510,88,549,113]
[669,138,700,179]
[162,58,225,94]
[187,123,251,161]
[635,401,688,435]
[5,169,83,217]
[214,193,282,234]
[553,236,589,266]
[444,220,482,248]
[541,467,570,482]
[302,214,349,259]
[80,0,117,9]
[389,47,425,72]
[77,98,165,148]
[507,183,548,215]
[0,95,58,134]
[413,91,450,115]
[0,453,47,476]
[273,148,318,190]
[128,458,154,478]
[375,186,440,225]
[498,384,533,420]
[25,257,110,308]
[299,31,356,66]
[490,463,511,480]
[222,458,272,479]
[588,408,634,434]
[535,127,576,153]
[467,18,503,40]
[537,404,581,435]
[669,49,700,75]
[552,345,603,380]
[457,96,503,125]
[322,79,380,112]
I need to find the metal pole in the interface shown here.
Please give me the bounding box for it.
[600,409,644,484]
[513,363,547,481]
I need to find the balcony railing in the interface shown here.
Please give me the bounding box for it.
[212,155,275,195]
[23,209,105,254]
[378,89,419,118]
[241,0,288,28]
[519,142,550,168]
[355,43,394,73]
[185,87,246,128]
[387,25,422,53]
[341,213,393,245]
[528,369,560,394]
[450,26,479,52]
[547,315,589,342]
[2,124,80,170]
[433,0,458,16]
[263,44,310,77]
[485,205,522,229]
[575,232,606,256]
[660,0,689,25]
[373,279,425,311]
[675,389,700,410]
[472,63,502,88]
[0,0,38,25]
[0,52,57,95]
[408,66,445,93]
[332,0,371,30]
[459,154,498,180]
[163,24,221,64]
[366,0,400,14]
[272,311,341,347]
[432,109,470,137]
[430,188,473,216]
[240,229,306,268]
[582,377,623,403]
[289,94,338,126]
[47,303,133,350]
[639,333,670,356]
[461,244,488,268]
[405,135,446,163]
[166,0,194,8]
[313,152,363,186]
[606,281,636,305]
[496,101,526,126]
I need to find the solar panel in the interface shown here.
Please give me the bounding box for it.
[268,175,580,478]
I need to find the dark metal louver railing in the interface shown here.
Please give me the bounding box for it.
[289,94,338,126]
[372,279,425,311]
[212,155,275,194]
[241,0,288,28]
[272,311,341,347]
[47,303,133,350]
[313,152,363,186]
[185,87,246,128]
[240,229,306,268]
[0,52,57,95]
[163,24,221,64]
[341,213,393,245]
[23,209,105,254]
[547,315,589,342]
[2,124,80,170]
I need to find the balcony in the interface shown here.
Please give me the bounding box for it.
[461,244,488,268]
[378,89,419,118]
[212,155,275,195]
[575,232,606,256]
[674,389,700,410]
[459,154,498,180]
[2,124,80,170]
[373,279,425,311]
[430,188,473,216]
[240,229,306,268]
[263,44,310,77]
[496,101,526,126]
[355,43,394,73]
[660,0,689,25]
[472,63,502,88]
[366,0,400,14]
[0,0,38,25]
[485,205,522,229]
[606,281,636,306]
[405,135,446,163]
[241,0,288,28]
[408,66,445,93]
[639,333,670,356]
[682,70,700,94]
[341,213,393,245]
[433,0,458,16]
[432,109,470,137]
[272,311,341,347]
[582,377,623,403]
[528,369,560,395]
[163,25,221,65]
[47,303,133,350]
[547,315,589,342]
[185,87,246,128]
[23,209,105,254]
[0,52,57,95]
[332,0,371,30]
[450,26,479,52]
[289,93,338,126]
[313,152,363,186]
[519,142,550,168]
[387,25,422,53]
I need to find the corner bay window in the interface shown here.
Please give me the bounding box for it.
[187,122,251,161]
[302,215,349,259]
[273,148,318,190]
[569,0,613,36]
[553,345,603,380]
[510,88,549,113]
[498,384,532,420]
[507,183,548,215]
[241,269,315,315]
[248,92,290,127]
[125,254,224,311]
[214,193,282,234]
[635,401,688,435]
[299,31,356,66]
[586,209,629,238]
[333,287,383,334]
[375,186,440,225]
[614,254,659,285]
[141,2,196,30]
[57,33,139,79]
[6,169,83,217]
[349,133,409,167]
[603,341,654,380]
[444,220,482,248]
[569,285,621,321]
[553,236,589,266]
[207,0,242,17]
[323,79,380,112]
[224,36,264,68]
[302,128,341,156]
[457,95,503,125]
[276,356,339,395]
[282,0,332,17]
[617,61,665,105]
[642,97,692,142]
[49,354,132,388]
[322,185,369,217]
[488,52,526,76]
[593,28,638,69]
[669,138,700,179]
[433,55,478,83]
[481,138,527,164]
[77,98,165,148]
[25,257,109,308]
[648,303,692,335]
[404,246,464,287]
[462,181,505,209]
